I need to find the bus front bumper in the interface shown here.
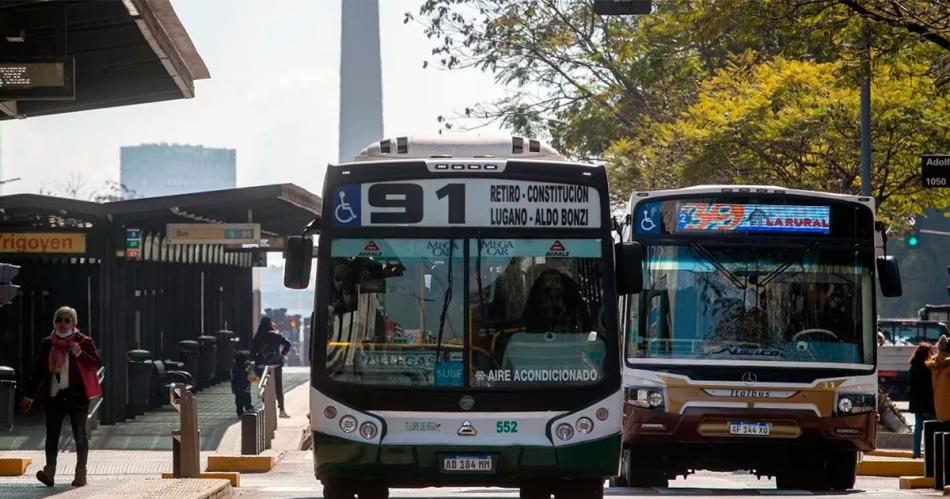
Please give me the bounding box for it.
[312,431,621,487]
[622,406,874,472]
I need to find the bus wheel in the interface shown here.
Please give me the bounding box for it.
[624,455,668,488]
[775,471,813,490]
[321,478,358,499]
[553,479,603,499]
[825,450,857,491]
[519,483,552,499]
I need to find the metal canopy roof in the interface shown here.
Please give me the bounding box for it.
[106,184,322,236]
[0,0,209,119]
[0,184,322,236]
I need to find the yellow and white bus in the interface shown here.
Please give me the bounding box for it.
[618,185,902,490]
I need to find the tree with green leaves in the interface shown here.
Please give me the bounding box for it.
[413,0,949,226]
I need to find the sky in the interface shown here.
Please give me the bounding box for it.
[0,0,505,197]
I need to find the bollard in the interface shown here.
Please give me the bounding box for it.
[936,432,947,490]
[240,411,257,455]
[170,383,200,478]
[943,433,950,491]
[261,366,277,446]
[924,421,950,478]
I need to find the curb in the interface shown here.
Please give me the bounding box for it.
[207,455,274,473]
[870,449,914,459]
[857,458,924,477]
[0,457,31,476]
[899,476,934,489]
[162,472,240,488]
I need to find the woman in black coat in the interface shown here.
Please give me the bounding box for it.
[909,342,936,458]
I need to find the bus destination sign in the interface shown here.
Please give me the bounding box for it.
[331,179,600,228]
[922,154,949,188]
[676,203,831,234]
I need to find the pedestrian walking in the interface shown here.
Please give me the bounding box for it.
[231,350,256,417]
[251,317,292,418]
[927,336,950,421]
[909,342,936,458]
[18,306,102,487]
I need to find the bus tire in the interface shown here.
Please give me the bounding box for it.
[553,478,603,499]
[624,454,668,488]
[519,483,552,499]
[825,450,857,491]
[321,478,359,499]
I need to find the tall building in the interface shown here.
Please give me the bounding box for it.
[338,0,383,163]
[120,143,236,198]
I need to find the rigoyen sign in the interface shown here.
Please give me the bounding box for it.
[0,233,86,254]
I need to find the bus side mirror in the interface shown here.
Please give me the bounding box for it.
[615,241,643,294]
[284,236,314,289]
[877,255,902,298]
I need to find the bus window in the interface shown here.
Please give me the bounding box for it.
[469,239,606,388]
[326,239,464,387]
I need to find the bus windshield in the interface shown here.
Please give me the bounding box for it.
[626,243,874,367]
[325,238,608,388]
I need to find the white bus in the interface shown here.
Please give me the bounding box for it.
[617,185,902,491]
[284,136,636,499]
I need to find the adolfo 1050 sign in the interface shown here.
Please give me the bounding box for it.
[922,154,949,188]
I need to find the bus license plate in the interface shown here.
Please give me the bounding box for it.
[441,455,495,473]
[729,421,771,436]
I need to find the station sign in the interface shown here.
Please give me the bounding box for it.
[224,237,286,253]
[0,232,86,254]
[331,179,600,228]
[0,58,75,100]
[922,154,949,188]
[166,223,261,245]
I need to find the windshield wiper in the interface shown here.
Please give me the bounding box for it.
[433,238,455,367]
[689,241,745,290]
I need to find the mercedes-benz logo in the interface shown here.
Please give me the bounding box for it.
[459,395,475,411]
[741,372,757,386]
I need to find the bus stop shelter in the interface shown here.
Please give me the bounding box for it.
[0,184,320,424]
[1,0,208,119]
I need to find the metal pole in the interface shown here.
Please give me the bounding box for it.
[860,22,872,197]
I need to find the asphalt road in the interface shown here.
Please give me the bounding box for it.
[236,452,921,498]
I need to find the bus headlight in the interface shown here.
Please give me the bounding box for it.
[339,415,358,433]
[359,421,378,440]
[575,417,594,435]
[555,423,575,441]
[835,393,875,416]
[626,386,666,411]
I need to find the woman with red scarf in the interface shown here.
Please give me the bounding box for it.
[19,306,102,487]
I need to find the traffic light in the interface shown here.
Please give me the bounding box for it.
[908,234,919,247]
[0,263,20,307]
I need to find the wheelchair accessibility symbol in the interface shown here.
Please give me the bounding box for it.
[332,186,361,226]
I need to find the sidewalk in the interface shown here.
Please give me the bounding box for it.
[0,370,308,452]
[0,368,311,498]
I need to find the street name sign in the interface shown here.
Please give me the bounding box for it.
[922,154,949,188]
[167,224,261,245]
